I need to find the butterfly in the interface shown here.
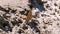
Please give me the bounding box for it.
[25,10,32,24]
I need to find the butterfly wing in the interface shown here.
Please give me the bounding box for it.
[25,10,32,23]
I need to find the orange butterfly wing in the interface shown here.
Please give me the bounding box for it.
[25,10,32,23]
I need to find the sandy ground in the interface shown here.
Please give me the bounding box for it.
[0,0,60,34]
